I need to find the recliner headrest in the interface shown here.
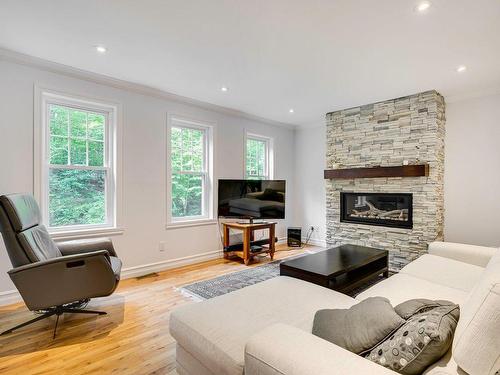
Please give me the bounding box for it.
[0,194,41,232]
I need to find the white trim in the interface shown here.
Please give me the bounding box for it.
[0,249,223,306]
[302,238,327,247]
[165,219,218,230]
[50,227,125,240]
[166,114,215,226]
[34,86,123,234]
[121,250,222,279]
[0,290,22,306]
[244,132,275,180]
[0,47,296,129]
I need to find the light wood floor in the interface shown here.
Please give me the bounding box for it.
[0,244,317,375]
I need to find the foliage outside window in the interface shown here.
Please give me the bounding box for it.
[169,120,212,222]
[245,135,272,180]
[45,102,114,229]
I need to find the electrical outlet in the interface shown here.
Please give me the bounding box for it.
[159,241,166,252]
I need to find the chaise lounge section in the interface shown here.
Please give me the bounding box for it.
[170,242,500,375]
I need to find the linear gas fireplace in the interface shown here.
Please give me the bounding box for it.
[340,192,413,229]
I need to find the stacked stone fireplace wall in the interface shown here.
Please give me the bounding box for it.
[326,90,445,271]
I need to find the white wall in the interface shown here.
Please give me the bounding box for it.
[0,57,296,298]
[294,93,500,249]
[293,125,326,245]
[444,93,500,247]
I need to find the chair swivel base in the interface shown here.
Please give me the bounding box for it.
[0,300,106,339]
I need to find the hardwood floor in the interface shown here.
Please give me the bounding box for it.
[0,244,316,375]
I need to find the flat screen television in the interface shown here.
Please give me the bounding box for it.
[217,179,286,221]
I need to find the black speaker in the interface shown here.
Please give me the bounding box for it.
[287,227,302,247]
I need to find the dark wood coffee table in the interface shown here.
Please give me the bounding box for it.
[280,244,388,293]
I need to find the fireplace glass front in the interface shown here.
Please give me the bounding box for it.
[340,192,413,229]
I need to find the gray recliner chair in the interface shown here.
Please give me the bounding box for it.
[0,193,122,337]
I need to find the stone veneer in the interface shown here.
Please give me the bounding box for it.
[326,90,445,271]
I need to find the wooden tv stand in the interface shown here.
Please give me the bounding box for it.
[222,222,276,265]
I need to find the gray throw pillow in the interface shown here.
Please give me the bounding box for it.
[312,297,405,354]
[366,304,460,375]
[395,299,455,320]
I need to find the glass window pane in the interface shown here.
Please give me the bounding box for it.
[88,113,105,140]
[171,173,202,217]
[171,127,182,172]
[246,138,267,178]
[88,141,104,167]
[70,138,87,165]
[50,105,69,136]
[70,110,87,138]
[49,169,106,227]
[50,136,68,165]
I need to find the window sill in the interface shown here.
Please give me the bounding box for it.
[165,219,218,230]
[50,227,125,241]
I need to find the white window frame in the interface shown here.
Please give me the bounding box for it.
[244,132,274,180]
[34,87,122,238]
[166,115,214,227]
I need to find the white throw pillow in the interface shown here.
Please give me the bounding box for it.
[452,249,500,375]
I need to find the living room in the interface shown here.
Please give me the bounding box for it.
[0,1,499,374]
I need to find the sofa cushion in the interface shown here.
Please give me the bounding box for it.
[312,297,405,354]
[366,304,460,375]
[170,276,356,375]
[356,274,469,307]
[452,249,500,375]
[399,254,484,292]
[395,299,455,320]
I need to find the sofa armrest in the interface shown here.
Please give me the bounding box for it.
[55,237,117,257]
[8,251,117,310]
[428,241,498,267]
[245,324,397,375]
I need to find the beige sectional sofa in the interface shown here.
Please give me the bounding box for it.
[170,242,500,375]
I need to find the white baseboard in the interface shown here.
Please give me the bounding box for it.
[0,239,291,306]
[0,250,223,307]
[121,249,223,279]
[0,289,21,306]
[302,237,327,247]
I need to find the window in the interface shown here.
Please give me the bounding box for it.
[167,117,213,224]
[36,90,119,234]
[245,133,273,180]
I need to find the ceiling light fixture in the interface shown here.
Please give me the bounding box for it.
[415,1,431,12]
[95,45,107,54]
[289,109,294,113]
[221,86,228,92]
[456,65,467,73]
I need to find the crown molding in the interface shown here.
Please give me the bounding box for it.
[0,47,297,129]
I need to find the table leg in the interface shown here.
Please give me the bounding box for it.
[243,228,251,265]
[223,225,230,259]
[269,224,275,260]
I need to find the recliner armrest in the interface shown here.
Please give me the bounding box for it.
[245,324,397,375]
[8,250,117,311]
[428,241,498,267]
[55,237,117,257]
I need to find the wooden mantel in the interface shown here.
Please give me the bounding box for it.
[324,164,429,179]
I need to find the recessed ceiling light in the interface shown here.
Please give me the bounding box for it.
[95,45,107,54]
[221,86,228,92]
[415,1,431,12]
[289,109,294,113]
[456,65,467,73]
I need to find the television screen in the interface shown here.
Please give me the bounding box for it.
[217,179,286,219]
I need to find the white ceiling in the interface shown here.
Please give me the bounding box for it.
[1,0,499,127]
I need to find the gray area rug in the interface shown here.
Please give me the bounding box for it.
[179,253,387,300]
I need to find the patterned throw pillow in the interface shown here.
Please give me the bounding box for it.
[365,304,460,375]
